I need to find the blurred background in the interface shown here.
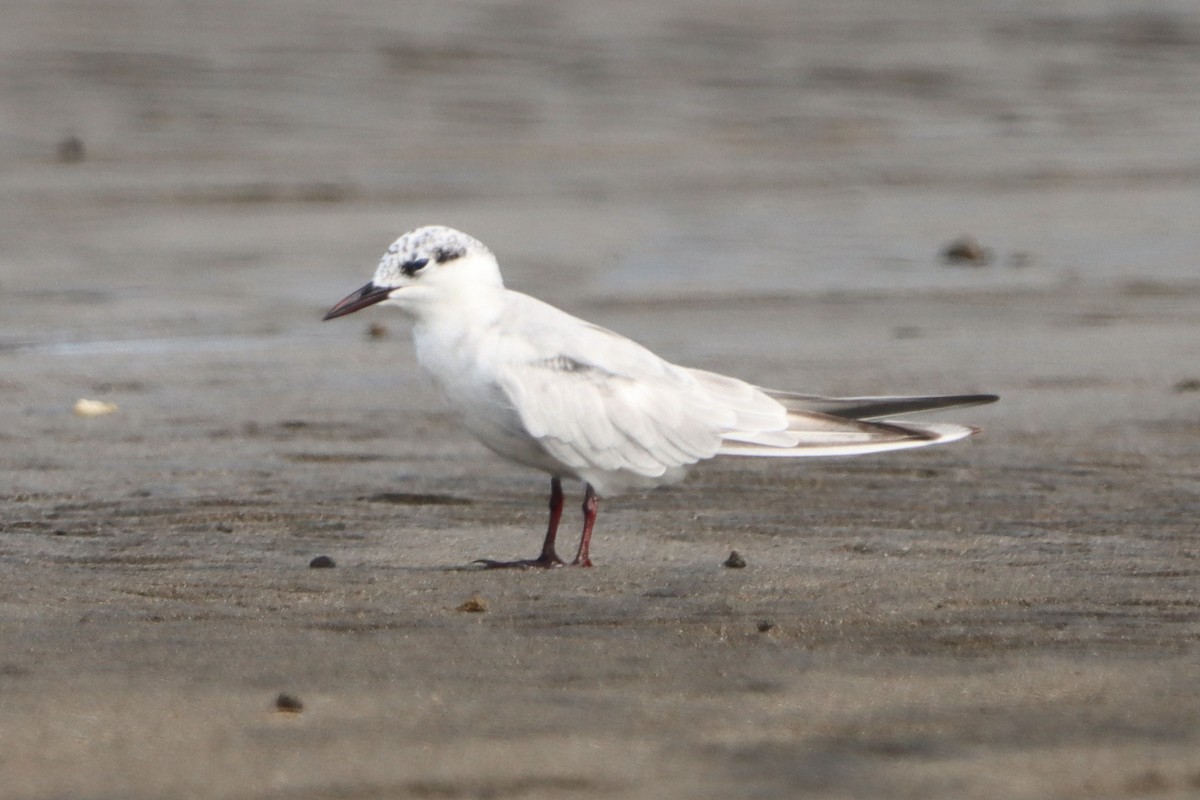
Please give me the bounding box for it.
[3,5,1200,797]
[4,0,1200,319]
[4,0,1199,489]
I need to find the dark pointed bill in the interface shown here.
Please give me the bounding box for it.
[323,282,393,321]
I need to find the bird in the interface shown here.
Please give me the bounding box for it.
[324,225,997,568]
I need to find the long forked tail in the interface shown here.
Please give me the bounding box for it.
[716,390,998,458]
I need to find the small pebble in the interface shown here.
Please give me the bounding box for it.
[275,693,304,713]
[723,551,747,569]
[940,235,991,266]
[56,135,85,163]
[309,555,336,569]
[1124,770,1168,795]
[456,595,487,613]
[366,322,389,340]
[756,620,775,633]
[1173,378,1200,393]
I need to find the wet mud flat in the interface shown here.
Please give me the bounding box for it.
[3,285,1200,799]
[4,0,1200,797]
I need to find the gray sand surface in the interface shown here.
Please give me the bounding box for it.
[2,2,1198,798]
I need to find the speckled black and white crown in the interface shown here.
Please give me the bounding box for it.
[373,225,492,286]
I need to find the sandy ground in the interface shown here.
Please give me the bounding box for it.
[2,2,1199,798]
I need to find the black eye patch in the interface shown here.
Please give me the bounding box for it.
[400,257,429,276]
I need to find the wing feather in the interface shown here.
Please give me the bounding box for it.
[486,292,992,494]
[492,309,739,484]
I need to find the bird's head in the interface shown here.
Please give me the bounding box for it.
[323,225,501,320]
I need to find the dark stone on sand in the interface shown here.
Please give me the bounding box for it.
[309,555,336,569]
[723,551,747,568]
[941,235,992,266]
[275,693,303,713]
[56,135,85,163]
[456,595,488,613]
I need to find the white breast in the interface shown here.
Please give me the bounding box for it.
[412,315,568,477]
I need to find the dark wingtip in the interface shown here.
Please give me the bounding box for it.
[956,394,1000,407]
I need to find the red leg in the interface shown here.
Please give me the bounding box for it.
[538,477,566,563]
[571,483,598,567]
[476,478,566,569]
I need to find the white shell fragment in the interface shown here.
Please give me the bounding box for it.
[73,398,119,417]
